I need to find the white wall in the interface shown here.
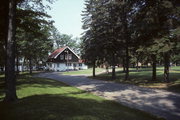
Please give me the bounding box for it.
[79,63,88,70]
[47,62,88,71]
[56,63,66,71]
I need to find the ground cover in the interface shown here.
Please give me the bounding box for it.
[0,73,163,120]
[61,68,105,76]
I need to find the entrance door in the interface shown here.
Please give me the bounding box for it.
[73,63,77,70]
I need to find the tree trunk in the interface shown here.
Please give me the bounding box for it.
[122,58,126,72]
[136,58,139,72]
[163,14,173,83]
[21,57,25,72]
[152,55,156,81]
[16,44,19,75]
[112,53,116,79]
[132,63,135,68]
[106,66,109,74]
[125,46,129,80]
[122,4,129,80]
[16,54,19,74]
[92,60,96,77]
[164,52,170,82]
[29,57,32,74]
[112,66,116,79]
[4,0,17,102]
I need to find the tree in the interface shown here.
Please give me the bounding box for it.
[81,0,99,77]
[1,0,55,101]
[134,0,180,82]
[16,9,54,74]
[51,26,81,54]
[81,0,179,83]
[4,0,18,102]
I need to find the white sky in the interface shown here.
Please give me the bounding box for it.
[47,0,85,37]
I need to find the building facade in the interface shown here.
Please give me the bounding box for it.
[47,46,88,71]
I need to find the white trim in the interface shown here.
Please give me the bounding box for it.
[54,47,67,59]
[46,62,88,71]
[67,46,80,59]
[54,46,80,59]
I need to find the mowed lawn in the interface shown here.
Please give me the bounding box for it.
[0,74,163,120]
[62,68,105,76]
[93,66,180,93]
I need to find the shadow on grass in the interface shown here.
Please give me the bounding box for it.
[0,94,163,120]
[95,69,180,83]
[0,73,69,101]
[91,67,180,94]
[16,77,66,88]
[167,84,180,93]
[15,73,73,90]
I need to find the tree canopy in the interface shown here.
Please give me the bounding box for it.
[81,0,180,81]
[0,0,55,101]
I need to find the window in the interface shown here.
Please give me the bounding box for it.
[66,63,72,66]
[60,55,64,60]
[69,63,72,66]
[57,63,60,67]
[65,54,68,60]
[65,54,72,60]
[68,54,72,60]
[79,63,82,66]
[49,63,52,67]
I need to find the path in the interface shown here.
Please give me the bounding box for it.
[35,72,180,120]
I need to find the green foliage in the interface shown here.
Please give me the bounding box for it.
[62,68,104,76]
[0,0,55,67]
[81,0,180,81]
[16,26,53,64]
[51,26,82,55]
[81,0,124,66]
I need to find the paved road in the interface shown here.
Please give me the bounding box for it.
[35,72,180,120]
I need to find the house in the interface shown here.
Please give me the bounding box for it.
[46,46,88,71]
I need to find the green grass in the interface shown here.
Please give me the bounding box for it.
[0,74,163,120]
[93,66,180,93]
[62,68,105,76]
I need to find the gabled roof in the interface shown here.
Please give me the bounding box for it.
[48,46,67,58]
[48,46,80,59]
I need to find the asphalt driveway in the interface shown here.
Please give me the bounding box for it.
[35,72,180,120]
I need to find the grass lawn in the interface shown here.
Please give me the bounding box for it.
[93,66,180,93]
[62,68,105,76]
[0,74,163,120]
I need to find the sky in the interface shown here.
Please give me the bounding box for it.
[47,0,85,38]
